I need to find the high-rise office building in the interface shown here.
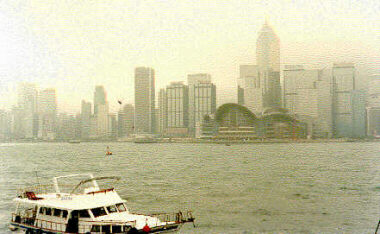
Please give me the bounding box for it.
[38,88,57,140]
[256,21,281,110]
[332,63,356,138]
[165,82,189,136]
[134,67,155,134]
[283,66,332,138]
[158,88,167,134]
[238,65,261,113]
[187,74,216,136]
[108,114,117,139]
[238,21,281,114]
[80,100,92,140]
[256,21,280,72]
[367,74,380,137]
[117,104,134,138]
[96,103,109,138]
[94,86,106,116]
[93,86,109,138]
[17,83,38,138]
[0,110,11,140]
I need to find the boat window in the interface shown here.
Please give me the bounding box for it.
[53,208,61,217]
[102,225,110,233]
[78,209,91,218]
[112,225,122,233]
[91,225,101,232]
[39,207,45,214]
[62,210,68,218]
[116,203,126,212]
[91,207,107,217]
[106,205,118,213]
[45,207,52,216]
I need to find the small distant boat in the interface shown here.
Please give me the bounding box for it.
[68,140,80,144]
[106,146,113,155]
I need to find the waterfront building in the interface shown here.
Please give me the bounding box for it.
[134,67,155,134]
[93,86,109,139]
[367,107,380,137]
[80,100,92,140]
[158,88,167,135]
[213,103,306,139]
[56,113,77,140]
[108,113,117,139]
[283,66,333,138]
[0,110,11,140]
[367,74,380,137]
[96,103,109,139]
[368,74,380,107]
[214,103,257,139]
[166,81,189,137]
[10,107,25,139]
[37,88,57,140]
[332,63,356,138]
[187,73,216,136]
[351,90,366,138]
[238,65,261,113]
[117,104,134,138]
[18,83,38,139]
[94,86,106,116]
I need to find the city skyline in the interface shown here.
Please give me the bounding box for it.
[0,0,379,113]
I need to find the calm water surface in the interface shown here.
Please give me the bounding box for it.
[0,142,379,233]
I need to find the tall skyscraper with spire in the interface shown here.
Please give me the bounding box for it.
[256,20,281,110]
[239,20,281,114]
[256,19,280,72]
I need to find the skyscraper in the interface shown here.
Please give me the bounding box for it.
[166,82,189,137]
[283,66,333,138]
[80,100,92,140]
[187,73,216,136]
[158,88,167,134]
[94,86,106,115]
[238,65,261,113]
[367,74,380,137]
[118,104,134,138]
[134,67,155,134]
[38,88,57,140]
[93,86,109,138]
[238,21,281,114]
[17,83,38,138]
[332,63,356,138]
[256,20,280,72]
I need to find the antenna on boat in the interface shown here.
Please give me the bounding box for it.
[35,171,41,186]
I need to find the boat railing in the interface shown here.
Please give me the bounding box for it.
[11,213,136,233]
[17,183,104,196]
[149,210,195,225]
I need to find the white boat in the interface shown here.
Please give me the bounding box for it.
[9,174,194,233]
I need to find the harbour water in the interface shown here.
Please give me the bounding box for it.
[0,142,379,233]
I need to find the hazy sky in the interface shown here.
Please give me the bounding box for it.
[0,0,379,113]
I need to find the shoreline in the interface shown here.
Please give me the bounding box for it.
[1,138,379,144]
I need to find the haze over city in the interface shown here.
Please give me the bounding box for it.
[0,0,379,113]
